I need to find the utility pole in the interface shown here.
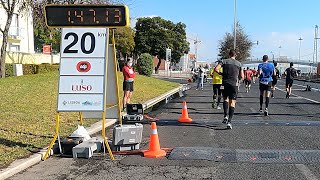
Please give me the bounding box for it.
[313,25,319,74]
[187,36,201,68]
[270,51,274,61]
[298,37,303,61]
[278,46,282,60]
[233,0,237,50]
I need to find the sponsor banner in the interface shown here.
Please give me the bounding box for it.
[59,76,104,94]
[59,58,105,75]
[57,94,104,112]
[61,28,107,58]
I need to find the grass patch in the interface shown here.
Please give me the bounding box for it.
[0,71,178,168]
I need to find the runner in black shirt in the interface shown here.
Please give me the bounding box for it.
[214,50,244,129]
[271,62,280,98]
[284,62,297,98]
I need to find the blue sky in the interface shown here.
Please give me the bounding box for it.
[128,0,320,62]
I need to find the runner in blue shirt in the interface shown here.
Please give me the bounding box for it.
[258,55,275,116]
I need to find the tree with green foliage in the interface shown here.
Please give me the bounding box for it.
[136,53,153,76]
[112,27,135,59]
[134,17,189,72]
[218,22,253,61]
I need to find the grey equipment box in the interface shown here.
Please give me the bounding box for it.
[112,123,143,150]
[72,137,103,159]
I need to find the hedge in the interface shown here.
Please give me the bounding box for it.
[5,63,59,77]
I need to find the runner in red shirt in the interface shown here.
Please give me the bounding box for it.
[122,59,136,111]
[251,67,257,84]
[244,67,253,93]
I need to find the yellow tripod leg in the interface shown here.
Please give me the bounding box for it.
[79,112,83,126]
[112,29,122,125]
[102,111,115,160]
[43,112,60,160]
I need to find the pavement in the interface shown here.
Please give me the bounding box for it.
[8,78,320,180]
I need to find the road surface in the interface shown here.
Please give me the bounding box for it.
[9,78,320,180]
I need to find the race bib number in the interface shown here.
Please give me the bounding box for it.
[220,86,224,90]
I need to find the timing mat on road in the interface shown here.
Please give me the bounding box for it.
[154,119,320,127]
[169,147,320,164]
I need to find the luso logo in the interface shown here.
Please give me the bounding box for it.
[76,61,91,72]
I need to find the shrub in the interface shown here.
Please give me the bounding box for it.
[22,64,37,75]
[38,63,59,73]
[4,63,60,77]
[5,64,13,77]
[136,53,153,76]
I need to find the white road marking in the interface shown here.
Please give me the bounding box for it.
[295,164,319,180]
[291,88,309,91]
[275,87,320,104]
[293,83,320,92]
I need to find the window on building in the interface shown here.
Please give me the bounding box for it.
[9,43,20,52]
[9,13,19,37]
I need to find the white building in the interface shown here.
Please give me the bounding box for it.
[175,54,196,72]
[0,6,34,54]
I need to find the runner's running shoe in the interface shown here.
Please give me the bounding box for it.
[264,108,269,116]
[222,116,228,124]
[227,123,232,129]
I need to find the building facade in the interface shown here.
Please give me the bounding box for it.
[0,6,34,54]
[175,54,196,72]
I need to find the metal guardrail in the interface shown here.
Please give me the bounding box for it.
[142,84,189,110]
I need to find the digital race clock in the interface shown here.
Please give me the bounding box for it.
[45,5,130,27]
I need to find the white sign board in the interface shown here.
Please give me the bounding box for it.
[57,28,107,112]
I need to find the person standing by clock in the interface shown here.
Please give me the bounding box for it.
[122,59,136,111]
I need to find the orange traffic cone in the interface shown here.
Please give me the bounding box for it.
[144,122,166,158]
[178,101,192,123]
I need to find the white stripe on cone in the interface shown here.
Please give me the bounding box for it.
[151,129,158,134]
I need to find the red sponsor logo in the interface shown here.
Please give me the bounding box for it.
[76,61,91,72]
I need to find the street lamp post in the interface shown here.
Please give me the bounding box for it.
[270,51,274,61]
[278,46,282,60]
[233,0,237,50]
[298,37,303,61]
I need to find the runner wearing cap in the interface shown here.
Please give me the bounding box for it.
[258,55,275,116]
